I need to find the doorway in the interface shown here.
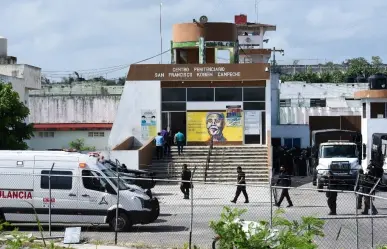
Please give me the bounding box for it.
[162,112,187,144]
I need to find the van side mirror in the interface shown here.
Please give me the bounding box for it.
[105,183,117,195]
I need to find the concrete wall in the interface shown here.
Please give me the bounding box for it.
[0,64,41,90]
[29,95,120,123]
[109,81,161,149]
[280,82,368,108]
[272,124,310,148]
[29,130,110,150]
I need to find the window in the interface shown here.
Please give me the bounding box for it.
[310,98,326,107]
[41,170,73,190]
[161,88,186,101]
[88,132,105,137]
[283,138,301,148]
[362,103,366,119]
[370,102,386,118]
[38,132,54,138]
[243,102,265,110]
[215,88,242,101]
[280,99,291,107]
[162,102,186,111]
[82,170,108,192]
[187,88,214,101]
[243,87,265,101]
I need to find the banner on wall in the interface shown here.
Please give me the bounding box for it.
[226,105,242,127]
[244,110,261,135]
[187,111,243,142]
[141,109,157,140]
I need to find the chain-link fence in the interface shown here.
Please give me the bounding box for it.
[1,171,387,249]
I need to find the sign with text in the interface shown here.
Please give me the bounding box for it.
[127,64,270,81]
[244,110,261,135]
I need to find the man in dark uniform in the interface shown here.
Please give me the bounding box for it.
[274,166,293,207]
[180,164,192,199]
[231,166,249,204]
[361,165,380,215]
[357,169,364,209]
[326,172,338,215]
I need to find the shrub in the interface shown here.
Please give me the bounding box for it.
[210,207,325,249]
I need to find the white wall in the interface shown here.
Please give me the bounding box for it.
[104,150,139,170]
[280,107,361,124]
[280,82,368,108]
[0,64,41,90]
[29,95,120,123]
[265,79,271,144]
[29,130,110,150]
[186,101,242,110]
[272,125,310,148]
[271,73,280,125]
[109,81,161,149]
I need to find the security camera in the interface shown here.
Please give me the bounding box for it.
[281,51,285,56]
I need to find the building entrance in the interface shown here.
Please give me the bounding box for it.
[162,112,187,145]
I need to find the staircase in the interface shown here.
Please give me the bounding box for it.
[149,145,269,184]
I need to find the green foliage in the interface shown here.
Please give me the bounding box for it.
[0,83,34,150]
[69,138,96,151]
[210,207,325,249]
[280,57,387,83]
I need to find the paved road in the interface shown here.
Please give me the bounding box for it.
[10,180,387,249]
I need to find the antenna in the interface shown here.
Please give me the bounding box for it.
[159,2,163,64]
[255,0,259,23]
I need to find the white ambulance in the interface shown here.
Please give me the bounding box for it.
[0,151,160,232]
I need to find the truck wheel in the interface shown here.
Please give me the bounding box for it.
[109,212,132,232]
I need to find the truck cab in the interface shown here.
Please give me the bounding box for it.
[311,129,363,190]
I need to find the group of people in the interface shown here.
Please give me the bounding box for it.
[154,128,186,160]
[178,164,383,216]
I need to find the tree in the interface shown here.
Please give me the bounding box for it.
[0,83,34,150]
[280,57,386,83]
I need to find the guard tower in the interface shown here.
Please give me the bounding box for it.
[235,14,276,64]
[354,74,387,168]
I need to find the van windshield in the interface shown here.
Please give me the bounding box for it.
[101,169,129,190]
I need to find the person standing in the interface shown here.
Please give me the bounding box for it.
[274,166,293,207]
[155,132,164,160]
[361,165,379,215]
[174,130,185,156]
[357,169,364,209]
[326,173,337,215]
[180,164,192,199]
[231,166,249,204]
[161,128,170,156]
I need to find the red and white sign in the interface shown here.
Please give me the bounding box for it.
[43,197,56,203]
[0,190,32,199]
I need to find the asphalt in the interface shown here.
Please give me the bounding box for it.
[6,177,387,249]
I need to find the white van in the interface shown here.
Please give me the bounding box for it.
[0,151,160,232]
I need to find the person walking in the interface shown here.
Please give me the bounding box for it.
[155,132,164,160]
[361,165,379,215]
[274,166,293,207]
[174,130,185,156]
[180,164,192,199]
[161,128,170,156]
[231,166,249,204]
[326,172,338,215]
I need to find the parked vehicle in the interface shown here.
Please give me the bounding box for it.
[311,129,363,191]
[0,150,160,232]
[103,159,156,192]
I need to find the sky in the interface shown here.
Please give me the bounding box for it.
[1,0,387,81]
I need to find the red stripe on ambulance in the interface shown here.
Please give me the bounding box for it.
[0,190,32,199]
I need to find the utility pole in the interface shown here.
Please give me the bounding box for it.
[255,0,259,23]
[271,47,285,73]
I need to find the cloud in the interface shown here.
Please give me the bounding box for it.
[1,0,387,79]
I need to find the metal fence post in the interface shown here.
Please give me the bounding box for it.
[188,164,197,249]
[115,173,120,245]
[48,163,55,237]
[370,196,374,248]
[269,165,273,228]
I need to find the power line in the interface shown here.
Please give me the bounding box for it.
[43,49,171,75]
